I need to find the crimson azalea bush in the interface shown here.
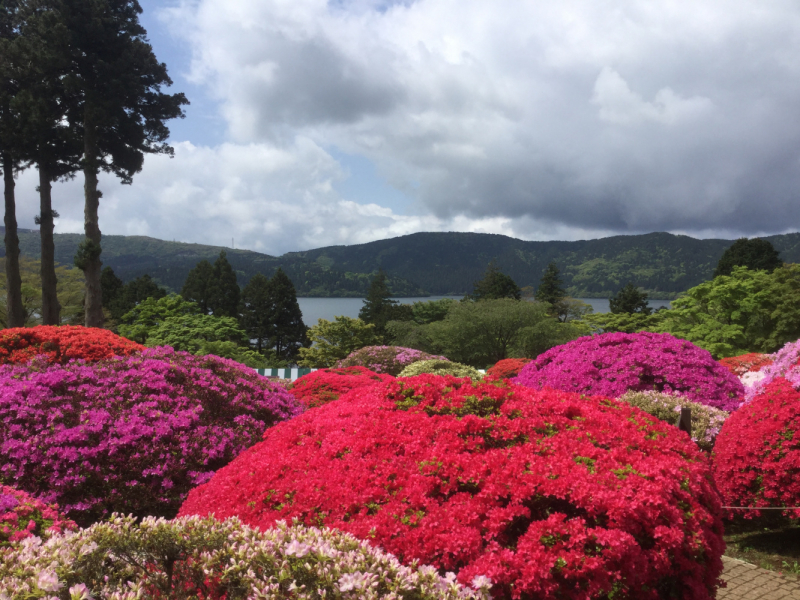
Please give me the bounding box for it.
[0,484,76,546]
[180,375,725,600]
[0,325,143,365]
[516,332,744,412]
[289,366,394,408]
[486,358,532,380]
[336,345,447,376]
[718,352,773,377]
[743,338,800,403]
[0,515,489,599]
[713,376,800,519]
[0,347,302,526]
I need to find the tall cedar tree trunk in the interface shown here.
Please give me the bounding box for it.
[3,152,25,327]
[82,112,103,327]
[38,163,60,324]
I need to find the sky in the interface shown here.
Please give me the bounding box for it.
[13,0,800,256]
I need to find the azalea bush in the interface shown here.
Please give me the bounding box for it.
[619,391,728,452]
[289,366,393,409]
[0,347,302,526]
[180,376,725,599]
[398,359,483,379]
[0,485,76,546]
[713,376,800,519]
[336,345,447,376]
[485,358,531,380]
[0,514,489,600]
[516,332,744,412]
[742,338,800,403]
[718,352,773,377]
[0,325,143,365]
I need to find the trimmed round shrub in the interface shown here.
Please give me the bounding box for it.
[398,359,483,379]
[0,347,302,526]
[0,514,490,599]
[619,391,729,452]
[180,375,725,599]
[336,345,448,376]
[0,485,76,546]
[743,338,800,403]
[0,325,143,365]
[718,352,773,377]
[485,358,531,380]
[516,332,744,412]
[713,376,800,518]
[290,366,394,408]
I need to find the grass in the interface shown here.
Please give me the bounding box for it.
[723,514,800,577]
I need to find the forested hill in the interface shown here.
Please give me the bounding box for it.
[5,229,800,298]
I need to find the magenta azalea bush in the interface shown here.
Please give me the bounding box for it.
[0,484,76,546]
[0,348,302,526]
[336,345,447,376]
[743,338,800,403]
[516,332,744,412]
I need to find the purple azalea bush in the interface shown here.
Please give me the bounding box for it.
[336,345,448,376]
[515,332,744,412]
[0,347,302,526]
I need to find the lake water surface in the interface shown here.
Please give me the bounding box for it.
[296,297,672,326]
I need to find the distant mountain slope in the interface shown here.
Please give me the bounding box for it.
[4,229,800,298]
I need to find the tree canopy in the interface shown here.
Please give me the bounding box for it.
[298,316,378,368]
[469,261,521,301]
[181,252,240,317]
[358,269,412,341]
[714,237,782,277]
[609,283,652,315]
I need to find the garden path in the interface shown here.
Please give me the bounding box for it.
[720,556,800,599]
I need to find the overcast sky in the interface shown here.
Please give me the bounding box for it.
[13,0,800,255]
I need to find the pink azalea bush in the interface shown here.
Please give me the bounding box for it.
[0,485,76,546]
[0,347,302,526]
[742,338,800,403]
[516,332,744,412]
[336,345,447,376]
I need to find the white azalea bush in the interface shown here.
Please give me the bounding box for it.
[619,390,729,451]
[0,514,491,600]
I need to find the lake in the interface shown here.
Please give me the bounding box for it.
[296,296,672,326]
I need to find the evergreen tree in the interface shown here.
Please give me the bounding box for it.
[181,260,215,315]
[100,265,124,318]
[209,251,240,318]
[609,283,652,315]
[241,273,271,353]
[535,262,566,306]
[102,268,166,323]
[268,268,307,362]
[469,261,521,301]
[48,0,188,327]
[359,269,412,341]
[714,238,782,278]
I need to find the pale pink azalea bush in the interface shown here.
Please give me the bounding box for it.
[742,338,800,403]
[336,345,447,376]
[515,332,744,412]
[0,485,76,546]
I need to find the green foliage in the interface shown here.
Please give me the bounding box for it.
[535,262,565,306]
[469,261,521,301]
[267,268,308,362]
[398,359,483,379]
[358,269,413,341]
[714,237,782,278]
[581,311,666,334]
[609,283,652,314]
[181,251,240,317]
[118,294,200,344]
[73,238,101,272]
[298,316,378,368]
[181,259,215,313]
[411,298,457,324]
[103,267,167,325]
[514,318,590,358]
[241,273,272,352]
[146,313,248,353]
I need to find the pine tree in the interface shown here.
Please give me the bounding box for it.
[359,269,412,341]
[268,268,307,362]
[209,251,240,318]
[609,283,651,315]
[469,261,521,301]
[241,273,271,353]
[535,262,566,307]
[182,260,215,315]
[714,238,782,278]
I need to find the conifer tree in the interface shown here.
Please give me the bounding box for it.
[535,262,566,307]
[241,273,271,353]
[469,260,521,301]
[182,260,215,315]
[209,251,240,318]
[609,283,651,315]
[268,268,307,362]
[359,269,412,341]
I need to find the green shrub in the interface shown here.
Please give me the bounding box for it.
[398,359,483,379]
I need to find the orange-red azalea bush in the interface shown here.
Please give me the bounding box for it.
[718,353,773,377]
[289,366,393,408]
[0,325,143,365]
[485,358,532,380]
[180,375,725,600]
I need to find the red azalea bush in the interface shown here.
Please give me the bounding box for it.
[713,376,800,519]
[336,345,448,376]
[516,332,744,412]
[486,358,532,380]
[718,353,773,377]
[0,325,143,365]
[0,484,77,545]
[289,366,393,408]
[180,375,725,599]
[0,348,302,526]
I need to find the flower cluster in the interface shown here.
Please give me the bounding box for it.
[718,353,773,376]
[398,359,483,379]
[0,485,76,546]
[180,376,725,599]
[619,391,729,452]
[0,514,490,600]
[0,326,143,365]
[336,345,448,376]
[742,338,800,403]
[485,358,531,380]
[290,366,394,409]
[0,347,302,526]
[516,332,744,412]
[713,376,800,519]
